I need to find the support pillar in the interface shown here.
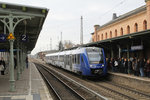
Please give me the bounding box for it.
[23,52,25,70]
[9,39,15,91]
[111,47,114,58]
[119,46,121,58]
[20,49,23,73]
[127,45,130,59]
[17,42,20,80]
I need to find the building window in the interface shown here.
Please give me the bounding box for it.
[134,23,138,32]
[127,25,130,34]
[110,31,112,38]
[115,29,117,37]
[120,28,123,36]
[143,20,147,30]
[105,32,107,39]
[101,34,103,40]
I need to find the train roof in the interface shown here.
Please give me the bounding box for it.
[45,47,102,57]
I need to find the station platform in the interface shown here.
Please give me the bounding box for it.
[109,72,150,93]
[0,60,53,100]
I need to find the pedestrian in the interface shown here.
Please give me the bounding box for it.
[114,58,118,72]
[118,58,122,73]
[139,58,145,77]
[0,57,5,75]
[124,58,128,74]
[26,56,28,69]
[132,59,137,76]
[110,58,114,72]
[136,58,140,76]
[128,58,132,74]
[145,59,150,78]
[121,57,124,73]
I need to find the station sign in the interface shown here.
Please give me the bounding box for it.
[0,34,6,42]
[131,45,143,51]
[21,34,28,42]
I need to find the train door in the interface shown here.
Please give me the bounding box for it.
[70,55,72,71]
[80,55,85,75]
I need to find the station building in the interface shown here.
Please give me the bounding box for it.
[91,0,150,59]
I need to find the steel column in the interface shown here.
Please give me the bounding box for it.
[17,42,20,80]
[9,39,15,91]
[119,46,121,58]
[111,47,114,58]
[127,45,130,59]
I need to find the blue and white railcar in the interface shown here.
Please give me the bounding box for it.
[45,47,107,77]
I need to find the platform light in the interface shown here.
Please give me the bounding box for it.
[22,7,27,11]
[7,33,15,40]
[2,4,6,9]
[42,9,46,13]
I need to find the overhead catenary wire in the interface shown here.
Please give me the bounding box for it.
[99,0,127,21]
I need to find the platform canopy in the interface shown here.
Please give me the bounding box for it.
[0,2,49,53]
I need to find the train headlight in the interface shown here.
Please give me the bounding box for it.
[102,64,104,67]
[90,65,93,67]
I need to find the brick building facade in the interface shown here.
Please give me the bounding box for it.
[91,0,150,59]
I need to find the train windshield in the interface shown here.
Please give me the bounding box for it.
[86,48,104,64]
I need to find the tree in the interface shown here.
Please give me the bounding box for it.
[58,41,64,51]
[63,40,75,49]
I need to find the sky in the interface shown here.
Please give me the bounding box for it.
[0,0,146,55]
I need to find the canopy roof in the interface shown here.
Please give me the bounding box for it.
[0,2,49,53]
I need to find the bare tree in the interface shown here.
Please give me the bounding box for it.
[58,41,64,51]
[63,40,75,49]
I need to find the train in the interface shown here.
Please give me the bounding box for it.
[45,47,107,77]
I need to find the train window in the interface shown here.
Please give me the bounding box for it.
[74,55,75,64]
[86,48,104,64]
[78,54,80,64]
[67,55,69,65]
[75,55,76,64]
[66,55,68,65]
[76,55,78,64]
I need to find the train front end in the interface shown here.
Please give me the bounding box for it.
[86,47,107,76]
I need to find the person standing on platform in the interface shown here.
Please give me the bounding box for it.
[114,58,118,72]
[26,56,28,69]
[124,58,128,74]
[110,58,114,72]
[139,58,145,77]
[132,59,137,76]
[0,57,5,75]
[145,59,150,78]
[118,58,122,73]
[121,57,124,73]
[128,59,132,74]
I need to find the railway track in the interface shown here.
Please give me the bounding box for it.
[33,60,150,100]
[35,63,107,100]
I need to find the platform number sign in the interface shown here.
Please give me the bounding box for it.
[21,34,28,42]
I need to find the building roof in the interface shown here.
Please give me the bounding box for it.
[86,29,150,49]
[97,5,146,31]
